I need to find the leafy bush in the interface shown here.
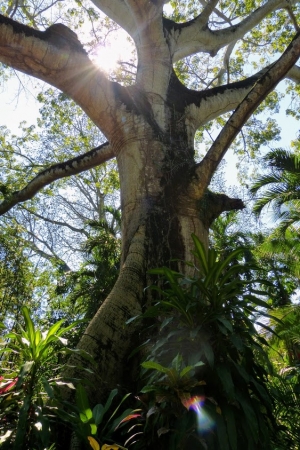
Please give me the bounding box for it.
[55,384,140,450]
[269,366,300,449]
[0,307,141,450]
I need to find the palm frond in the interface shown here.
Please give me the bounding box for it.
[251,149,300,232]
[263,148,300,173]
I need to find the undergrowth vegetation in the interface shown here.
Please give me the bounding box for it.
[1,236,299,449]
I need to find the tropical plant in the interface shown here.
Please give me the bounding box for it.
[251,148,300,234]
[210,211,300,307]
[267,303,300,366]
[210,210,255,257]
[54,384,139,450]
[249,148,300,301]
[0,306,85,450]
[260,304,300,449]
[269,366,300,449]
[132,235,280,449]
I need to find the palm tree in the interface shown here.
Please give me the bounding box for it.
[250,148,300,233]
[250,148,300,284]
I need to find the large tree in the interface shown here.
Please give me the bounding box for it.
[1,0,300,402]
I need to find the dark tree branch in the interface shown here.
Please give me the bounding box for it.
[199,190,245,229]
[27,239,71,271]
[0,15,121,137]
[0,14,87,54]
[188,30,300,199]
[0,142,114,215]
[167,65,272,114]
[21,206,90,237]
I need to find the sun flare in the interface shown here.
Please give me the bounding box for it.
[92,30,134,74]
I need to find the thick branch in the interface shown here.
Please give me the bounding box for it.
[0,142,114,215]
[168,65,272,128]
[287,64,300,82]
[165,0,291,61]
[89,0,136,36]
[188,31,300,199]
[168,61,300,131]
[199,191,245,229]
[21,206,90,237]
[0,15,119,135]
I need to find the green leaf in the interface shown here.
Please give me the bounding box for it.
[111,407,137,432]
[106,393,132,428]
[35,408,51,446]
[125,315,141,325]
[213,248,245,283]
[56,319,86,337]
[90,423,98,435]
[172,354,182,372]
[13,395,31,450]
[222,404,237,450]
[216,412,230,450]
[80,408,93,423]
[250,380,271,408]
[217,317,233,333]
[76,384,92,421]
[202,341,214,368]
[42,377,55,399]
[15,361,34,388]
[195,361,205,367]
[103,388,118,415]
[236,391,259,443]
[45,319,65,342]
[93,404,105,426]
[180,365,194,377]
[21,306,36,348]
[141,361,170,374]
[216,365,235,399]
[139,385,157,393]
[192,234,208,275]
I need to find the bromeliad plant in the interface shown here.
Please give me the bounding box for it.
[134,234,281,450]
[0,306,85,450]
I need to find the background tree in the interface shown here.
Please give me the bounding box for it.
[250,147,300,297]
[1,0,300,410]
[0,89,120,268]
[251,148,300,233]
[0,225,34,333]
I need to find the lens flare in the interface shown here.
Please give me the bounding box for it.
[183,396,215,432]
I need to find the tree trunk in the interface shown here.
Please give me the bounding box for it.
[68,99,243,402]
